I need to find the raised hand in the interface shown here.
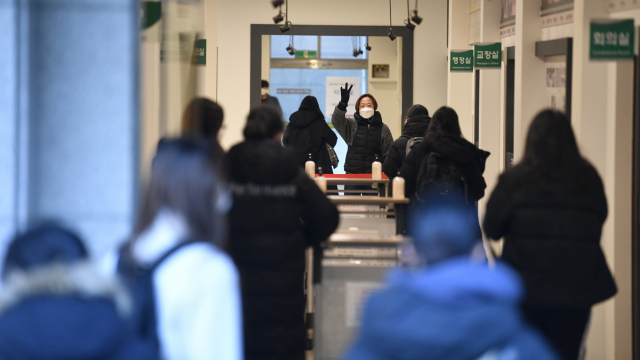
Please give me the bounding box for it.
[340,83,354,105]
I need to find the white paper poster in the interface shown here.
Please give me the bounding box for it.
[326,76,362,118]
[345,281,382,327]
[545,62,566,112]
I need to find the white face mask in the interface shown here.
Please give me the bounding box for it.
[359,107,375,119]
[261,88,269,96]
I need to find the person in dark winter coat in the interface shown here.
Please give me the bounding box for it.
[331,83,394,173]
[261,80,283,118]
[483,110,617,360]
[383,104,430,180]
[283,95,338,174]
[400,106,489,204]
[343,202,560,360]
[0,223,157,360]
[226,106,340,360]
[182,97,226,159]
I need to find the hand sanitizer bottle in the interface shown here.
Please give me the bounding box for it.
[315,167,327,193]
[372,154,382,180]
[305,153,315,179]
[393,171,405,199]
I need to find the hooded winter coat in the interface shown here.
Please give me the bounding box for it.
[331,107,394,174]
[226,140,340,360]
[0,262,157,360]
[483,164,617,308]
[343,259,559,360]
[283,109,338,173]
[383,114,431,179]
[400,134,489,202]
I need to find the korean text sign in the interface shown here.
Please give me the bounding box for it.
[590,19,634,60]
[451,50,473,72]
[474,43,501,68]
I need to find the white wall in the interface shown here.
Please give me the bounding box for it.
[444,0,635,358]
[367,36,401,139]
[215,0,448,149]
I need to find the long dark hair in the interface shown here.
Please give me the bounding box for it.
[518,110,591,191]
[423,106,462,146]
[134,138,226,248]
[182,98,224,140]
[298,96,324,118]
[244,106,284,140]
[405,104,429,119]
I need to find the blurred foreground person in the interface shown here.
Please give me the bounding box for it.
[0,223,157,360]
[182,97,225,158]
[483,110,617,360]
[226,106,339,360]
[343,200,559,360]
[117,138,241,360]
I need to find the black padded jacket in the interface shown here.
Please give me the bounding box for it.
[226,140,339,360]
[383,114,430,180]
[483,164,617,308]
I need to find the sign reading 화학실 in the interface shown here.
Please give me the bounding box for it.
[590,19,634,60]
[474,43,502,68]
[450,50,473,72]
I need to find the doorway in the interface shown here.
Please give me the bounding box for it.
[250,25,414,174]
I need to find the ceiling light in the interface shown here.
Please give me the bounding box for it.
[271,0,284,8]
[365,43,372,51]
[280,21,291,33]
[387,28,396,41]
[273,12,284,24]
[411,10,423,25]
[404,19,415,31]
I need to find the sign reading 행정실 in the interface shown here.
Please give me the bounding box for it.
[450,50,473,72]
[590,19,634,60]
[474,43,501,68]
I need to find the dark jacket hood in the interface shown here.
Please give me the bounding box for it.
[227,140,299,184]
[344,259,556,360]
[289,110,323,128]
[428,135,490,172]
[0,263,153,360]
[354,111,382,126]
[402,114,430,138]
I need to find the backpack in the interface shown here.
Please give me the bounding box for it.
[414,151,468,204]
[286,127,316,166]
[404,136,422,157]
[116,241,199,355]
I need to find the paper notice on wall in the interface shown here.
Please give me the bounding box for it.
[545,62,566,112]
[326,77,362,118]
[345,281,382,327]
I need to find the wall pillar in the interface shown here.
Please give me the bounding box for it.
[0,0,140,258]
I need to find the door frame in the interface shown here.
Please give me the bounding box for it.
[250,25,414,118]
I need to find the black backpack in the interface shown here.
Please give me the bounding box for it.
[414,151,468,204]
[116,241,199,355]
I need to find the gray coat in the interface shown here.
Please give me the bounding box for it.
[331,107,394,161]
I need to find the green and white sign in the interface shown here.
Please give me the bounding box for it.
[474,43,502,68]
[295,50,317,59]
[450,50,473,72]
[194,39,206,65]
[590,19,634,60]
